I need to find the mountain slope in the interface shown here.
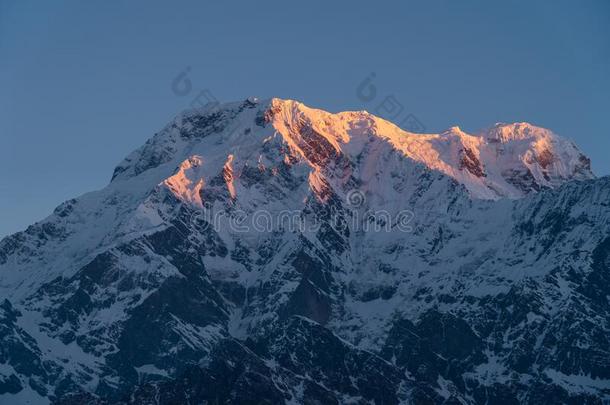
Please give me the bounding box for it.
[0,98,607,404]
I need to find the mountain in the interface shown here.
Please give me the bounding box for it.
[0,98,608,404]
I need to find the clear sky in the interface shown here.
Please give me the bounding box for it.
[1,0,609,238]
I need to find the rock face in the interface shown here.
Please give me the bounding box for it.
[0,98,608,404]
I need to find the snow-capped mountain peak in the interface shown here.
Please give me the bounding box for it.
[0,97,608,404]
[111,97,593,202]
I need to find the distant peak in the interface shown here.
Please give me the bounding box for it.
[442,126,467,136]
[482,122,552,143]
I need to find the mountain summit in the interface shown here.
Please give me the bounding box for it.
[112,98,593,200]
[0,98,608,404]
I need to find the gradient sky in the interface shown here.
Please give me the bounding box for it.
[1,0,609,238]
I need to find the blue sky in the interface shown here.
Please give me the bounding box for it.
[1,0,609,238]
